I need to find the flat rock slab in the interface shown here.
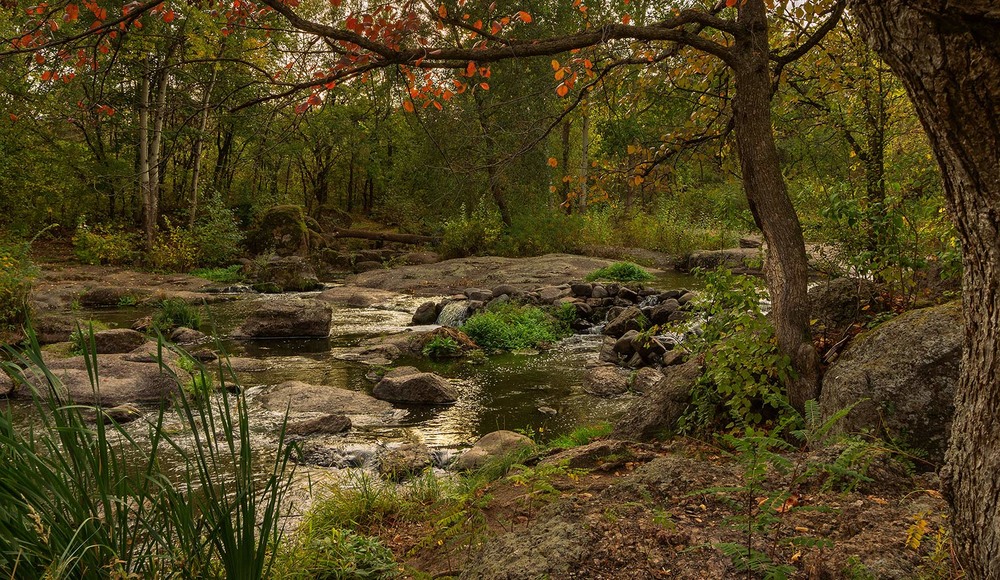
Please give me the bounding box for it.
[258,380,391,416]
[373,366,458,405]
[350,254,664,296]
[317,286,406,308]
[231,298,332,339]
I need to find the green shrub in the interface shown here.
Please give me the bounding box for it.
[276,528,397,580]
[461,302,570,351]
[190,264,245,284]
[151,298,201,332]
[68,321,110,355]
[72,219,139,265]
[678,268,795,432]
[149,217,198,272]
[585,261,654,282]
[438,199,504,258]
[422,335,462,359]
[191,195,245,266]
[0,238,35,329]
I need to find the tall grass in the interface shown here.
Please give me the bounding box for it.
[0,327,294,579]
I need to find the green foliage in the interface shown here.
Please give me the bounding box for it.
[439,200,504,258]
[585,261,654,282]
[461,302,570,352]
[548,423,612,449]
[422,335,462,359]
[553,301,578,330]
[152,298,201,333]
[276,528,397,580]
[191,265,245,284]
[68,321,109,355]
[0,331,294,579]
[0,238,35,330]
[150,217,199,272]
[190,195,246,266]
[679,269,794,432]
[72,219,140,266]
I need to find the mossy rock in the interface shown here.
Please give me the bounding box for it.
[247,205,327,256]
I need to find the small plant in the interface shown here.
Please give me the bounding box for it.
[117,293,139,307]
[462,302,570,352]
[553,301,578,331]
[422,335,462,359]
[68,321,109,355]
[585,261,654,282]
[548,423,612,449]
[507,460,588,519]
[151,298,201,333]
[72,218,140,265]
[178,354,214,399]
[190,264,245,284]
[149,217,198,272]
[276,528,398,580]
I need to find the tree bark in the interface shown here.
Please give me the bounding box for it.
[579,102,590,213]
[733,0,819,411]
[849,1,1000,576]
[138,62,152,250]
[189,64,218,228]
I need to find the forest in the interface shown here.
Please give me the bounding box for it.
[1,0,998,578]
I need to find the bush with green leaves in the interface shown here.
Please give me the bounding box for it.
[461,302,570,351]
[678,268,795,432]
[585,261,654,283]
[438,199,504,258]
[72,219,140,265]
[152,298,201,333]
[0,238,35,330]
[190,264,245,284]
[191,195,246,266]
[422,335,462,359]
[0,332,294,579]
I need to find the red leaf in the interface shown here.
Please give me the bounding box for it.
[479,82,489,90]
[465,61,476,76]
[162,9,174,22]
[402,100,414,112]
[517,10,531,23]
[438,4,447,18]
[556,84,568,97]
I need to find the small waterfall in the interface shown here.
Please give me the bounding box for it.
[436,301,470,327]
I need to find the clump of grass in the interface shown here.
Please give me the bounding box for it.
[422,335,462,359]
[548,423,613,450]
[0,328,294,579]
[275,528,397,580]
[462,302,570,351]
[152,298,201,332]
[585,261,654,283]
[190,265,245,284]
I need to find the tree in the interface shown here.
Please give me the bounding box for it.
[848,1,1000,576]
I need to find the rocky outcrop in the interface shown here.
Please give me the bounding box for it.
[317,286,402,308]
[252,255,322,293]
[581,365,630,397]
[809,277,881,337]
[372,367,458,405]
[453,430,535,471]
[231,299,332,339]
[91,329,148,354]
[611,358,702,441]
[683,247,762,274]
[819,301,962,464]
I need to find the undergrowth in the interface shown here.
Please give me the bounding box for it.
[585,261,654,282]
[461,302,571,351]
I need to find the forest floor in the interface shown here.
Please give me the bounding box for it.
[362,438,956,579]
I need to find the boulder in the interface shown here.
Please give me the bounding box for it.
[819,301,962,463]
[602,306,646,338]
[537,285,570,303]
[252,255,322,292]
[258,381,392,415]
[232,299,332,338]
[491,284,519,297]
[649,299,680,325]
[464,287,494,302]
[591,284,608,299]
[33,314,83,345]
[683,247,762,274]
[598,337,619,364]
[809,277,881,336]
[373,367,458,404]
[91,329,148,354]
[453,430,535,471]
[170,327,207,345]
[629,367,664,394]
[633,334,669,363]
[286,413,352,436]
[570,283,593,297]
[613,330,639,357]
[353,260,383,273]
[79,287,145,309]
[611,358,703,440]
[581,365,630,397]
[378,443,433,480]
[246,204,325,256]
[411,301,441,325]
[540,440,633,471]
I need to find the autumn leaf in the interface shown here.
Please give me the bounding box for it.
[438,4,447,18]
[40,70,52,81]
[556,83,569,97]
[547,157,558,168]
[479,82,489,90]
[516,11,531,23]
[162,9,175,22]
[465,61,476,76]
[402,100,415,112]
[622,14,631,24]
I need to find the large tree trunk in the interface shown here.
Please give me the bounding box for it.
[733,0,819,411]
[849,2,1000,576]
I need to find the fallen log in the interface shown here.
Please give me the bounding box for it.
[327,228,439,245]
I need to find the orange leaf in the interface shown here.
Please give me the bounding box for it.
[34,53,44,64]
[622,13,630,24]
[547,157,558,168]
[556,84,568,97]
[517,10,531,22]
[40,70,52,81]
[438,4,447,18]
[402,100,414,112]
[725,0,737,6]
[162,9,174,22]
[479,82,489,90]
[551,59,560,71]
[555,69,564,81]
[465,61,476,76]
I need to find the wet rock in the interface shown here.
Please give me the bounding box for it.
[436,301,470,327]
[411,301,441,325]
[537,406,558,416]
[170,327,207,345]
[658,289,684,301]
[582,365,630,397]
[602,306,646,338]
[820,301,961,464]
[613,330,639,357]
[353,260,383,273]
[378,443,433,481]
[286,413,352,436]
[231,298,332,339]
[649,299,681,325]
[491,284,519,297]
[598,337,619,364]
[611,358,703,441]
[633,334,669,362]
[629,367,664,394]
[259,380,392,415]
[79,287,146,309]
[571,283,593,297]
[453,430,535,471]
[464,287,493,302]
[373,367,458,405]
[100,403,144,425]
[677,291,697,306]
[617,287,639,303]
[252,255,322,292]
[591,284,608,299]
[540,440,633,471]
[92,329,148,354]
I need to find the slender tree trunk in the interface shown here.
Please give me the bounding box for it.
[138,62,153,250]
[579,102,589,213]
[561,119,572,211]
[473,89,513,227]
[850,2,1000,576]
[189,65,218,228]
[733,0,819,411]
